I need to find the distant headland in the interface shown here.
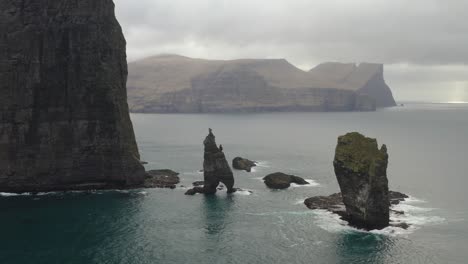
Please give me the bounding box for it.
[127,54,397,113]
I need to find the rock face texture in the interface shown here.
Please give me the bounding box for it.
[144,170,180,189]
[127,55,396,113]
[263,172,309,189]
[333,132,390,230]
[232,157,256,172]
[186,129,235,195]
[0,0,146,192]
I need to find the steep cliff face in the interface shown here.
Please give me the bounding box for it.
[127,55,395,113]
[0,0,146,192]
[355,64,397,107]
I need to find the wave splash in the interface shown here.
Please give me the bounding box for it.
[312,195,445,236]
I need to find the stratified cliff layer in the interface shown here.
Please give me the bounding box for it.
[0,0,146,192]
[127,55,396,113]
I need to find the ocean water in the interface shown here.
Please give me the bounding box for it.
[1,103,467,264]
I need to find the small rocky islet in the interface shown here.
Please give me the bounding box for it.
[232,157,257,172]
[263,172,309,189]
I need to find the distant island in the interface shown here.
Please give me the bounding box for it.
[127,54,397,113]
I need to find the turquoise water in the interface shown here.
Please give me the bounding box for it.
[1,103,467,263]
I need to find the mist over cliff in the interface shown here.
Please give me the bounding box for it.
[127,55,396,113]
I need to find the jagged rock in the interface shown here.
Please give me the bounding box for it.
[0,0,146,192]
[232,157,257,172]
[305,191,408,210]
[192,181,205,187]
[185,187,204,195]
[185,129,235,195]
[144,170,180,189]
[263,172,309,189]
[389,191,409,205]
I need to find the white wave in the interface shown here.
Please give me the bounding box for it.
[0,192,32,197]
[36,192,61,196]
[251,177,264,181]
[312,196,445,237]
[404,196,426,204]
[290,179,320,188]
[392,203,435,213]
[255,161,270,168]
[313,210,352,233]
[234,189,253,196]
[294,199,306,205]
[182,170,204,176]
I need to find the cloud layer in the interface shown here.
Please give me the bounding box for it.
[114,0,468,102]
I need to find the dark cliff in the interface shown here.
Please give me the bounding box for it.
[127,55,396,113]
[0,0,146,192]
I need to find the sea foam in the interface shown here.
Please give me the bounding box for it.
[312,195,445,237]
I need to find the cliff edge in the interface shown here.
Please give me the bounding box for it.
[127,55,396,113]
[0,0,146,192]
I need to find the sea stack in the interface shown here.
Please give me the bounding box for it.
[333,132,390,230]
[185,129,235,195]
[203,129,235,193]
[0,0,146,192]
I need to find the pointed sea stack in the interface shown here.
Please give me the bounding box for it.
[185,129,235,195]
[333,132,390,230]
[0,0,146,192]
[203,129,235,193]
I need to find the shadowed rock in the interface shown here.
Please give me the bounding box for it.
[144,170,180,189]
[185,129,235,195]
[0,0,145,192]
[232,157,257,172]
[263,172,309,189]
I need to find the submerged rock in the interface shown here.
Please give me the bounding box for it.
[232,157,257,172]
[333,132,390,230]
[144,170,180,189]
[0,0,146,192]
[192,181,205,187]
[185,129,235,195]
[263,172,309,189]
[305,191,408,210]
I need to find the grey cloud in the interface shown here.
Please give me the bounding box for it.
[113,0,468,102]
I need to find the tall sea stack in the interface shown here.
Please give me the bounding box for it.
[0,0,146,192]
[203,129,235,193]
[333,132,390,230]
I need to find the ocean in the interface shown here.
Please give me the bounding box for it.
[1,103,467,264]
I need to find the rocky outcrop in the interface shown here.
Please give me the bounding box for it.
[185,129,235,195]
[0,0,146,192]
[304,191,410,227]
[144,170,180,189]
[127,55,396,113]
[232,157,256,172]
[304,191,408,211]
[263,172,309,189]
[333,132,390,230]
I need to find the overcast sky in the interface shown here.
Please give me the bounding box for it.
[114,0,468,102]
